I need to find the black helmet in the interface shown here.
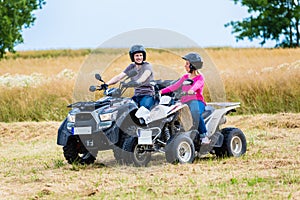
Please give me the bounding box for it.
[182,52,203,70]
[129,44,146,62]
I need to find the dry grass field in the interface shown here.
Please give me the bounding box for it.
[0,47,299,119]
[0,113,299,199]
[0,48,299,199]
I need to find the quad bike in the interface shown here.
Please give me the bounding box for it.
[57,71,246,166]
[57,70,148,164]
[164,101,247,164]
[121,80,247,166]
[120,82,195,167]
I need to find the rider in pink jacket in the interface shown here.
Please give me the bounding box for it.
[160,52,210,144]
[160,73,205,104]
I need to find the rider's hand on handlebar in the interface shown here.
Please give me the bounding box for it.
[123,80,139,87]
[187,90,195,95]
[182,90,195,95]
[100,83,108,90]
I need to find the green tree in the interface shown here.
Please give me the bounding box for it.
[226,0,300,47]
[0,0,45,58]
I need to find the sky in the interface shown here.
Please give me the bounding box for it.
[15,0,276,51]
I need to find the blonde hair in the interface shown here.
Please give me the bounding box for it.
[191,69,201,76]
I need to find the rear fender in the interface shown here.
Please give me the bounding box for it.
[206,105,239,137]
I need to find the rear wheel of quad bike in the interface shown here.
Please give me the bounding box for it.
[122,137,151,167]
[63,137,97,165]
[165,134,195,164]
[214,128,246,158]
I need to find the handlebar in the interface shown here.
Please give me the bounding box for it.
[90,75,192,100]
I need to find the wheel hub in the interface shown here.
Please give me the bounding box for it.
[135,145,149,162]
[231,136,242,154]
[178,141,192,162]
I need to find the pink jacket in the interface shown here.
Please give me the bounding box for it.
[161,74,206,104]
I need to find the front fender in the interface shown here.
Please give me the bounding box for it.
[57,118,71,146]
[176,104,193,131]
[115,102,138,127]
[167,104,193,131]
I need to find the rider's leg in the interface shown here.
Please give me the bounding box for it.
[198,101,210,144]
[186,100,200,130]
[139,95,155,110]
[187,100,210,144]
[132,96,141,107]
[197,101,207,135]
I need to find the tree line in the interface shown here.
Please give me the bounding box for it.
[226,0,300,47]
[0,0,299,59]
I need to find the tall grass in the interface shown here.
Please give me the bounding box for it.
[0,80,73,122]
[223,60,300,113]
[0,48,299,122]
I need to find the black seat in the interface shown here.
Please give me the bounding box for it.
[202,106,214,119]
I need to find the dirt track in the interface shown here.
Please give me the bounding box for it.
[0,113,299,199]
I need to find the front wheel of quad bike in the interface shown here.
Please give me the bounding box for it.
[122,137,151,167]
[113,146,126,164]
[112,134,127,164]
[214,128,247,158]
[63,137,97,165]
[165,134,195,164]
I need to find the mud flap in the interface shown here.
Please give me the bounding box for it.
[179,130,198,141]
[211,131,224,147]
[105,124,119,145]
[57,118,71,146]
[199,131,223,155]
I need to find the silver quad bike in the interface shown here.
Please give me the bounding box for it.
[122,80,247,166]
[57,70,144,164]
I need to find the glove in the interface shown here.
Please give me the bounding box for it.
[124,80,139,87]
[182,90,195,95]
[187,90,195,95]
[100,83,108,90]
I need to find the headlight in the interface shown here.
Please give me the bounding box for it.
[99,111,117,121]
[67,108,80,123]
[99,121,113,130]
[67,122,74,132]
[67,114,76,123]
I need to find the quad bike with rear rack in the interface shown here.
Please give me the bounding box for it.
[164,101,247,164]
[121,79,247,166]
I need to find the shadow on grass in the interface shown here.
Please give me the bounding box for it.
[67,152,226,169]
